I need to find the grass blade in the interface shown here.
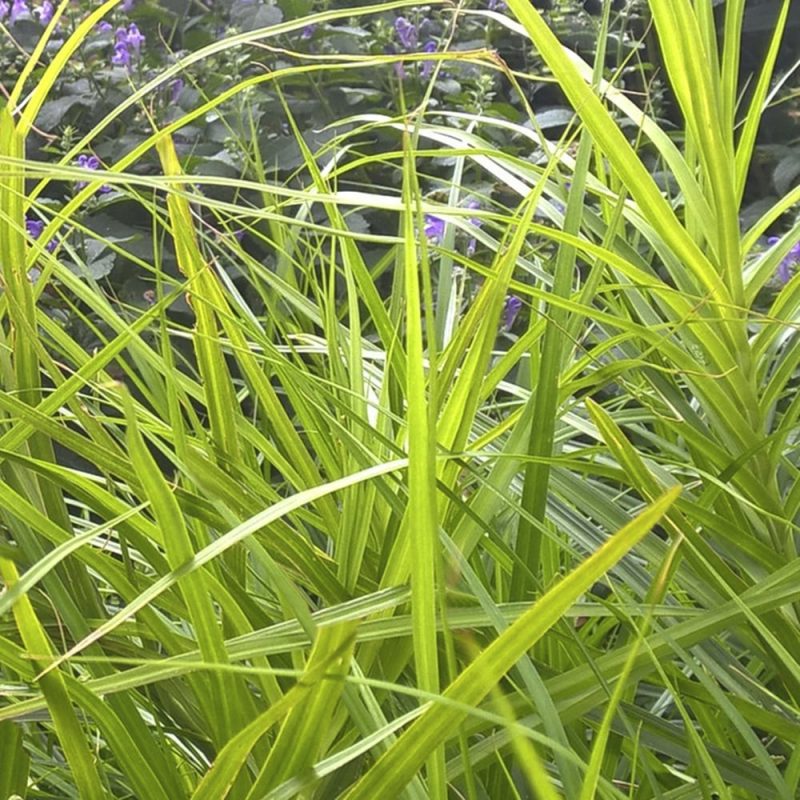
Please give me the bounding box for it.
[343,487,680,798]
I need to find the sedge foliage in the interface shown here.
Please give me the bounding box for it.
[0,1,798,797]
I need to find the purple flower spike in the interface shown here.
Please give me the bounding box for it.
[0,2,9,20]
[112,42,131,67]
[424,214,445,244]
[421,40,436,79]
[36,0,53,24]
[124,22,145,52]
[112,23,144,66]
[395,17,417,50]
[10,0,28,24]
[503,295,523,331]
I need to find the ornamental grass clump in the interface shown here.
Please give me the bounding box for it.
[0,1,798,798]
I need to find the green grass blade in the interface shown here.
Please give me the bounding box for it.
[155,135,241,468]
[191,623,357,800]
[245,622,357,798]
[0,720,29,799]
[732,0,792,203]
[401,138,447,799]
[503,0,727,306]
[0,558,107,799]
[343,487,680,798]
[122,387,254,746]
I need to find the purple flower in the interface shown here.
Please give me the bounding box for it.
[26,217,56,251]
[301,23,315,39]
[10,0,28,23]
[77,154,101,170]
[35,0,52,24]
[767,236,800,285]
[75,154,112,194]
[25,218,44,239]
[121,0,135,10]
[112,23,144,66]
[424,214,445,244]
[395,17,417,50]
[97,20,112,31]
[421,40,436,79]
[488,0,507,9]
[0,2,9,20]
[502,295,522,331]
[112,42,131,66]
[123,22,145,52]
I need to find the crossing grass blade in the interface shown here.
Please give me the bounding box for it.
[246,622,357,798]
[343,488,680,798]
[0,0,797,794]
[0,557,108,799]
[191,623,357,800]
[121,386,256,747]
[155,135,241,469]
[503,0,728,306]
